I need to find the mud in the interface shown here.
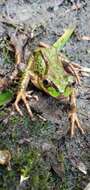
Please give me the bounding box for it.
[0,0,90,189]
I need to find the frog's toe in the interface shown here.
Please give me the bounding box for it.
[26,91,39,101]
[15,103,23,116]
[22,94,33,118]
[32,95,39,101]
[14,93,23,116]
[14,91,33,118]
[68,112,85,137]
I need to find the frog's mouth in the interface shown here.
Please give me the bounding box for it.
[47,86,61,97]
[39,78,72,98]
[47,85,72,98]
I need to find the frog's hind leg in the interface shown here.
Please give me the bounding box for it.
[67,63,80,84]
[61,55,90,83]
[68,88,85,137]
[61,55,81,84]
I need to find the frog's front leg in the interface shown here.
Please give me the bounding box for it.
[14,56,38,118]
[68,88,85,137]
[15,89,38,118]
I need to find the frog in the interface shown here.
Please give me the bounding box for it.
[5,26,85,137]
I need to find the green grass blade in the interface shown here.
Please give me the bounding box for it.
[53,25,76,51]
[0,90,13,106]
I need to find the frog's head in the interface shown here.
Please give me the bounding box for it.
[40,74,74,98]
[34,47,74,98]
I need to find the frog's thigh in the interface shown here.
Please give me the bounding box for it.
[61,57,80,84]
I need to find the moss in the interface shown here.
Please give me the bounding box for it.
[9,115,21,125]
[12,148,52,190]
[23,115,55,139]
[0,110,7,117]
[0,106,89,190]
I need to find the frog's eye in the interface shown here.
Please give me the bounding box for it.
[43,79,50,86]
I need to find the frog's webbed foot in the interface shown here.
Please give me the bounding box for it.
[68,89,85,137]
[14,90,39,118]
[68,111,85,137]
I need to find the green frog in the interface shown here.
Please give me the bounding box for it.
[10,26,84,137]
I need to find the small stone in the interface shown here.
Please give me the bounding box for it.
[77,161,87,174]
[42,143,52,152]
[0,150,11,170]
[84,183,90,190]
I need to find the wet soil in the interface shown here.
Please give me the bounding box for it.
[0,0,90,190]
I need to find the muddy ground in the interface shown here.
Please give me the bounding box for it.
[0,0,90,190]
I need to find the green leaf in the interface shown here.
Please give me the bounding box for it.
[0,90,13,106]
[53,25,76,52]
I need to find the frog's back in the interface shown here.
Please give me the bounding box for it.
[41,47,68,79]
[41,47,74,97]
[31,46,74,96]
